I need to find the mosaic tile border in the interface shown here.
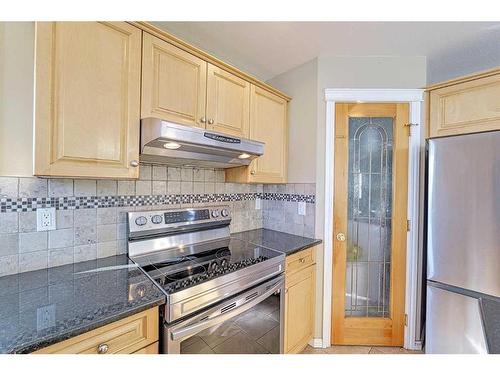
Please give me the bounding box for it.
[0,193,315,213]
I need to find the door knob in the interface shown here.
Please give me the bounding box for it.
[208,118,214,125]
[336,232,346,242]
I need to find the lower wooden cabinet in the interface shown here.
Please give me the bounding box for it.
[33,307,159,354]
[284,247,317,354]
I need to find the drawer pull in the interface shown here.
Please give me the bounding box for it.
[97,343,109,354]
[299,258,306,263]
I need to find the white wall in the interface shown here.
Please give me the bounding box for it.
[0,22,35,177]
[266,58,318,183]
[427,28,500,84]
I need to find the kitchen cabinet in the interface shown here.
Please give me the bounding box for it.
[206,64,251,138]
[284,247,316,354]
[142,33,251,137]
[34,22,142,179]
[225,85,288,183]
[141,33,207,128]
[428,70,500,137]
[33,307,159,354]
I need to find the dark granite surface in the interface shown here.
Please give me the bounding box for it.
[231,228,322,256]
[480,297,500,354]
[0,255,165,354]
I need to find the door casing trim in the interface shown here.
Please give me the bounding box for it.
[322,88,424,350]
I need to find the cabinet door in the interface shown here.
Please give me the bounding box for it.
[429,73,500,137]
[284,265,315,354]
[33,307,159,354]
[141,33,207,128]
[249,85,288,183]
[206,64,250,138]
[34,22,141,178]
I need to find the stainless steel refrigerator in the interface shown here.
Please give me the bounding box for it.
[426,130,500,354]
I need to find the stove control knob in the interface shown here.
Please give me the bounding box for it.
[211,210,219,218]
[151,215,163,224]
[135,216,147,226]
[221,208,229,217]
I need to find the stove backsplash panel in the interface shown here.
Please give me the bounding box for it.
[0,165,315,276]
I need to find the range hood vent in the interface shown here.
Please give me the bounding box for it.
[139,118,265,169]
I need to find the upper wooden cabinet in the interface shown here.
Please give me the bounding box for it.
[34,22,142,178]
[249,85,288,183]
[225,85,288,183]
[141,33,207,128]
[206,64,250,138]
[428,71,500,138]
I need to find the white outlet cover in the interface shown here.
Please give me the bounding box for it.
[255,198,261,210]
[37,207,56,231]
[298,202,306,216]
[37,304,56,331]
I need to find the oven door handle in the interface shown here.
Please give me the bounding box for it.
[170,278,283,341]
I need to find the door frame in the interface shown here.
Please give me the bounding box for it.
[321,89,424,350]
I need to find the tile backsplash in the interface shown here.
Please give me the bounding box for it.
[0,165,315,276]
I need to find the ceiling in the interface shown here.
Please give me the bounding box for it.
[152,22,500,81]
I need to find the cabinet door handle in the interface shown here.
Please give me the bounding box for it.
[250,170,256,175]
[199,116,207,124]
[130,160,139,167]
[208,118,214,125]
[97,343,109,354]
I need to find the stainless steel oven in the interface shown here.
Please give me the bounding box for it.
[127,205,286,354]
[163,275,284,354]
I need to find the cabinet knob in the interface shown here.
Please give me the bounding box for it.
[250,170,256,175]
[200,117,207,123]
[336,232,346,242]
[97,343,109,354]
[299,258,306,263]
[130,160,139,167]
[208,118,214,125]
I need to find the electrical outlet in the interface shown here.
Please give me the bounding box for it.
[298,202,306,216]
[37,207,56,231]
[255,198,261,210]
[37,304,56,331]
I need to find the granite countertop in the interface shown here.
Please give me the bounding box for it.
[0,255,165,354]
[232,228,322,256]
[480,297,500,354]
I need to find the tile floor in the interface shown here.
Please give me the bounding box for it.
[301,345,424,354]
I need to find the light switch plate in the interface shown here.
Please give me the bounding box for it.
[37,207,56,231]
[255,198,261,210]
[298,202,306,216]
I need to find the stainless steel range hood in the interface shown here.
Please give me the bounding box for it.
[140,118,264,169]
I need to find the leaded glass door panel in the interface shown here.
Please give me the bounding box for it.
[332,103,409,346]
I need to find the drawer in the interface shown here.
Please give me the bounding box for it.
[285,247,316,275]
[34,307,158,354]
[133,341,159,354]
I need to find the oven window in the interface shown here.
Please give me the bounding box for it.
[180,292,281,354]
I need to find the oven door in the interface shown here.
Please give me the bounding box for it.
[163,275,284,354]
